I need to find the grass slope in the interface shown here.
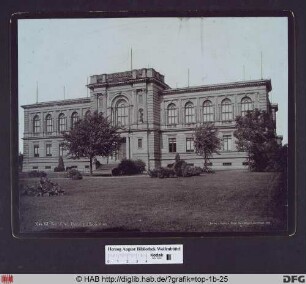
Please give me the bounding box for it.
[19,171,287,233]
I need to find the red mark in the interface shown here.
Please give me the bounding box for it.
[1,275,14,284]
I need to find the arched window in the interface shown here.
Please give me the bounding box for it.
[115,99,129,126]
[185,102,195,124]
[33,115,40,133]
[58,113,66,132]
[221,99,233,121]
[241,97,253,116]
[203,100,214,122]
[167,103,177,125]
[138,108,144,123]
[46,114,53,133]
[71,112,79,129]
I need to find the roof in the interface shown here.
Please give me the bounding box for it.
[21,97,91,109]
[163,79,272,95]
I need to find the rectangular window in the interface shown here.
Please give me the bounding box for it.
[168,138,177,153]
[138,138,143,149]
[223,162,232,166]
[34,145,39,157]
[203,102,214,122]
[221,102,233,121]
[32,166,38,170]
[34,118,40,133]
[46,144,52,157]
[167,105,177,125]
[186,138,194,152]
[242,161,249,166]
[185,104,195,124]
[222,135,232,151]
[45,166,51,169]
[46,117,53,133]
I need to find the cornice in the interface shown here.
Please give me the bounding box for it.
[87,77,170,90]
[21,97,91,109]
[163,79,272,95]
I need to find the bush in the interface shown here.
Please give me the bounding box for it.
[113,159,146,176]
[202,167,215,174]
[56,156,65,172]
[175,153,181,163]
[22,177,64,197]
[111,167,121,176]
[148,167,175,178]
[66,169,83,180]
[54,156,65,171]
[95,159,101,170]
[182,166,203,177]
[134,159,146,173]
[157,167,175,178]
[117,159,139,175]
[173,160,187,177]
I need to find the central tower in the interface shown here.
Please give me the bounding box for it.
[87,68,170,169]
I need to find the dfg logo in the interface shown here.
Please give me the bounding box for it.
[283,275,305,283]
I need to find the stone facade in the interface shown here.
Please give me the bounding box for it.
[21,68,279,172]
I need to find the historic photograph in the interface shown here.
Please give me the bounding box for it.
[17,17,289,234]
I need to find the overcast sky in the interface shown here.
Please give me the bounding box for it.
[18,17,288,152]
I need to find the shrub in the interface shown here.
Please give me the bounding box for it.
[113,159,146,176]
[22,177,64,197]
[111,167,121,176]
[173,160,187,177]
[175,153,181,163]
[57,156,65,171]
[117,159,139,175]
[157,167,175,178]
[148,167,175,178]
[66,169,83,180]
[134,159,146,173]
[95,159,101,169]
[202,167,215,174]
[182,166,203,177]
[167,163,174,168]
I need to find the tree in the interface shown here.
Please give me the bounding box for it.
[54,156,65,172]
[234,108,279,171]
[63,111,122,175]
[193,123,221,170]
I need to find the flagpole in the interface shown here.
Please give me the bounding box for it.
[36,81,38,103]
[130,48,133,70]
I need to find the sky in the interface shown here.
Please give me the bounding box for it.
[18,17,288,152]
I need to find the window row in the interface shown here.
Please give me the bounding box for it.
[33,143,67,157]
[167,135,233,153]
[32,111,91,134]
[166,97,253,125]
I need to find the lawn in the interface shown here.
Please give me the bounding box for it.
[18,171,287,233]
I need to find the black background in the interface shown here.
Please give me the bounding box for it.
[1,0,305,274]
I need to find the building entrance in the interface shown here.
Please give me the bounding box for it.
[118,137,126,160]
